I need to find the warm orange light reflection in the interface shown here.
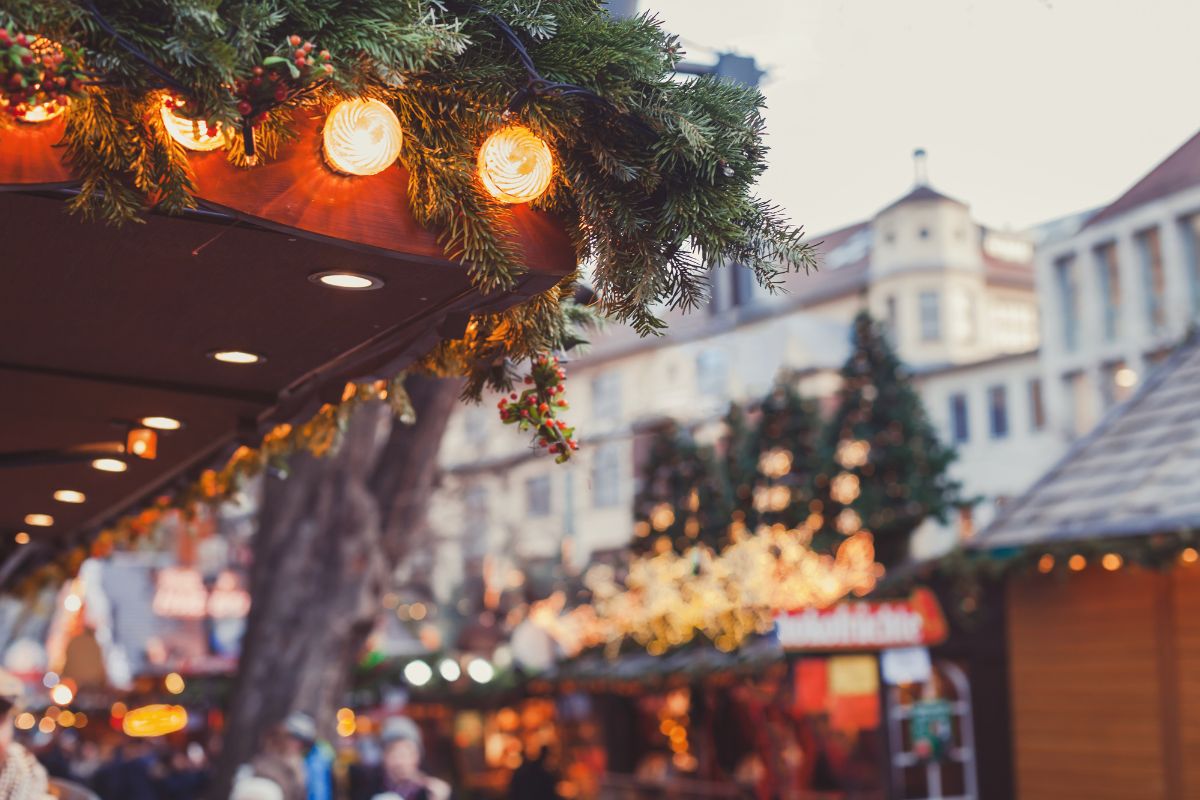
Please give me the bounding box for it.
[322,99,403,176]
[127,428,158,460]
[122,704,188,737]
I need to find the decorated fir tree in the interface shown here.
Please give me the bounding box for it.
[633,422,732,554]
[817,312,959,566]
[746,380,823,530]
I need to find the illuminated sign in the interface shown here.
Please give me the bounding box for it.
[775,588,947,651]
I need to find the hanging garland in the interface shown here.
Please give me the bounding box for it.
[0,0,814,400]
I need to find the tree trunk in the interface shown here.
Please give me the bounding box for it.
[211,376,460,799]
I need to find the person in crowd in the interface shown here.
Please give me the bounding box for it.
[244,712,314,800]
[507,747,560,800]
[36,731,76,783]
[157,748,209,800]
[0,667,50,800]
[351,717,449,800]
[302,725,334,800]
[230,776,285,800]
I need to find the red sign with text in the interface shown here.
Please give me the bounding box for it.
[775,588,948,651]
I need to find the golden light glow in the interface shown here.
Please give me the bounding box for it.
[92,458,128,473]
[74,712,88,728]
[1114,367,1138,389]
[323,98,403,176]
[336,716,356,738]
[1182,547,1199,565]
[111,702,127,718]
[533,526,879,655]
[123,704,188,737]
[58,710,76,727]
[49,683,74,705]
[830,473,861,505]
[53,489,86,504]
[164,672,186,695]
[1037,554,1054,573]
[403,660,433,687]
[1101,553,1123,571]
[1068,554,1086,572]
[835,508,862,536]
[16,101,67,124]
[210,350,263,365]
[127,428,158,460]
[24,514,53,527]
[14,532,30,545]
[650,503,675,532]
[478,125,554,204]
[63,594,82,613]
[159,96,225,151]
[14,713,35,731]
[758,449,793,479]
[140,416,182,431]
[38,717,56,734]
[836,439,871,469]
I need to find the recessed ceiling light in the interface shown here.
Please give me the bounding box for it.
[24,514,53,527]
[92,458,128,473]
[53,490,86,504]
[14,532,30,545]
[140,416,182,431]
[209,350,264,365]
[310,271,384,290]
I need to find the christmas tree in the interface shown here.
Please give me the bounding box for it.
[632,421,732,554]
[753,380,823,530]
[817,312,959,565]
[726,379,822,531]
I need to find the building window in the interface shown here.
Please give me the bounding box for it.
[1054,254,1080,352]
[696,349,728,398]
[950,288,977,345]
[591,371,622,422]
[919,291,940,342]
[884,295,898,341]
[949,393,969,444]
[525,474,551,517]
[1063,371,1094,438]
[1028,378,1046,432]
[1181,213,1200,316]
[1093,242,1121,342]
[591,445,620,508]
[988,385,1009,439]
[1135,227,1167,333]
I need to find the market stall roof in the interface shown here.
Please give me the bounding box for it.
[977,335,1200,549]
[0,113,574,577]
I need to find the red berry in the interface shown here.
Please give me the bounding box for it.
[20,54,33,65]
[303,42,314,53]
[289,34,302,47]
[510,393,518,400]
[237,100,253,115]
[557,400,568,407]
[253,66,264,76]
[252,77,263,87]
[15,33,27,46]
[538,403,549,414]
[322,63,334,75]
[274,86,287,101]
[295,48,307,59]
[294,57,307,68]
[320,50,331,61]
[524,377,533,385]
[520,410,529,418]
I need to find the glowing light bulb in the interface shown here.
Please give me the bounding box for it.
[164,672,185,695]
[122,705,188,737]
[140,416,182,431]
[14,532,30,545]
[18,101,67,123]
[403,660,433,687]
[210,350,263,365]
[160,96,224,151]
[92,458,128,473]
[467,658,495,684]
[63,594,82,613]
[477,125,554,204]
[24,514,53,527]
[438,658,461,682]
[54,489,86,504]
[322,99,403,176]
[50,683,73,705]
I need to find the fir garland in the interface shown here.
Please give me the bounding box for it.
[0,0,815,397]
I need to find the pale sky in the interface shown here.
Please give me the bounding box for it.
[642,0,1200,236]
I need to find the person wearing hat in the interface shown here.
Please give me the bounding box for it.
[352,717,448,800]
[0,667,50,800]
[243,712,315,800]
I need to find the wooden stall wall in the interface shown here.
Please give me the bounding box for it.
[1007,565,1200,800]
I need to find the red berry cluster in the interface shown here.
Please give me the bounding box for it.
[232,35,333,124]
[0,30,84,119]
[498,355,578,463]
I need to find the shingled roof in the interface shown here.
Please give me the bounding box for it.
[1085,128,1200,229]
[977,335,1200,549]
